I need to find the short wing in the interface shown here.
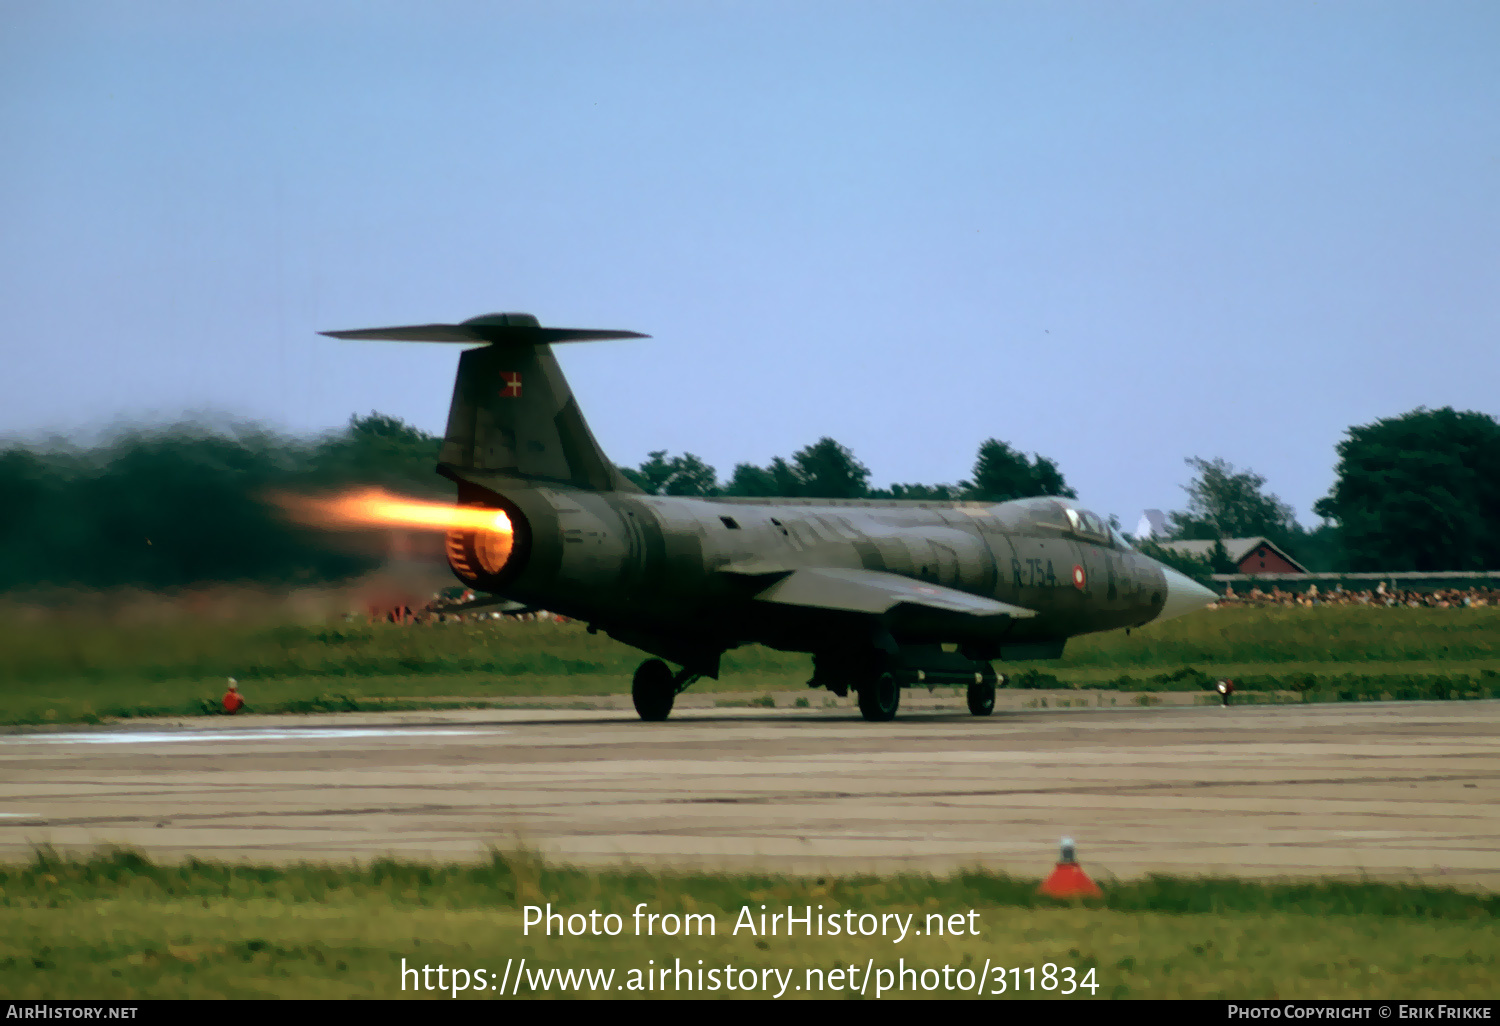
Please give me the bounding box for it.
[753,567,1036,618]
[717,559,796,579]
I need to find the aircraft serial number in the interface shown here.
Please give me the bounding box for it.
[1013,558,1059,587]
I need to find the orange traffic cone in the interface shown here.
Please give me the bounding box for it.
[1038,837,1102,899]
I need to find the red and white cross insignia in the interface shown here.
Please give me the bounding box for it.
[500,372,523,398]
[1072,564,1087,590]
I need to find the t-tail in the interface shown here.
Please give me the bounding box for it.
[322,312,645,494]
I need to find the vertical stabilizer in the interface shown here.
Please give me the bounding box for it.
[321,312,647,491]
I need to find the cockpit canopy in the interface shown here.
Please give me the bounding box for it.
[1064,506,1136,550]
[1002,497,1134,551]
[1068,507,1134,549]
[1064,507,1107,540]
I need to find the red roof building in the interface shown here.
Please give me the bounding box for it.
[1155,536,1309,576]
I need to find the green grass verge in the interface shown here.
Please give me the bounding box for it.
[7,606,1499,683]
[1064,605,1500,665]
[4,849,1496,999]
[3,606,1498,726]
[4,668,1497,726]
[1008,664,1500,699]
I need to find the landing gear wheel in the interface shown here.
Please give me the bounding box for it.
[857,671,901,722]
[632,658,675,722]
[967,679,996,716]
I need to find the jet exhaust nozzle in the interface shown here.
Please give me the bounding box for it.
[445,500,531,591]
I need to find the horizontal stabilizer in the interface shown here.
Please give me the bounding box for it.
[754,567,1036,619]
[321,312,648,345]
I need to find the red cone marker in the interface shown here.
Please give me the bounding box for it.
[1038,837,1102,899]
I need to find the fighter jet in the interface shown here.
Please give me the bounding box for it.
[323,313,1218,722]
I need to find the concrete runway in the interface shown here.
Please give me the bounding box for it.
[2,699,1497,888]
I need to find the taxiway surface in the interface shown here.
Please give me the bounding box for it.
[2,700,1497,887]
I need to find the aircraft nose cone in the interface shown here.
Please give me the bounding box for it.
[1155,567,1219,623]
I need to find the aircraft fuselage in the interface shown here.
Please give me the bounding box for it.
[444,470,1185,675]
[327,311,1217,720]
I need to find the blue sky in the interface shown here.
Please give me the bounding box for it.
[2,1,1496,528]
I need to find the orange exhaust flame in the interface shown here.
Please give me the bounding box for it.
[272,488,512,536]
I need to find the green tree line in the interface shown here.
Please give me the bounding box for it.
[0,414,445,591]
[1136,407,1500,580]
[622,407,1500,576]
[619,437,1075,503]
[0,406,1494,590]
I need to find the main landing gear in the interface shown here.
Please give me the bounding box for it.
[966,675,996,717]
[856,670,901,722]
[631,658,701,722]
[813,646,1007,722]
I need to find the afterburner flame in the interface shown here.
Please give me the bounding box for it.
[274,487,512,535]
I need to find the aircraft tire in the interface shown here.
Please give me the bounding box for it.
[967,680,996,716]
[632,658,675,721]
[857,671,901,722]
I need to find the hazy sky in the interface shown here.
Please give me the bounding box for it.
[3,1,1496,528]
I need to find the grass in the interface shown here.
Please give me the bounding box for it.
[3,848,1496,1000]
[1046,604,1500,666]
[2,604,1498,726]
[1009,663,1500,697]
[7,605,1498,685]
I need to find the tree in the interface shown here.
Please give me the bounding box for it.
[723,439,869,498]
[622,451,673,494]
[76,424,358,588]
[1289,521,1344,573]
[966,439,1076,502]
[0,445,76,588]
[621,451,720,496]
[308,412,445,495]
[1167,457,1296,542]
[1314,407,1500,571]
[0,421,380,590]
[722,462,777,497]
[868,482,967,500]
[660,453,718,496]
[1208,538,1237,575]
[790,437,869,499]
[723,458,800,497]
[1135,538,1217,588]
[1164,456,1353,570]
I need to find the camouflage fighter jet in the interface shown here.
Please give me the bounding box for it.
[324,313,1217,721]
